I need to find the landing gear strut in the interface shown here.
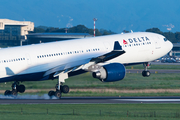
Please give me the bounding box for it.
[4,81,26,97]
[142,62,151,77]
[48,72,69,99]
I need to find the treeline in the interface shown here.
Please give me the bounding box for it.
[30,25,115,36]
[146,28,180,43]
[123,28,180,43]
[30,25,180,43]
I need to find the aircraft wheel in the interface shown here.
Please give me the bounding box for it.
[48,91,55,97]
[11,89,18,97]
[62,85,69,93]
[55,91,61,99]
[142,70,151,77]
[4,90,11,96]
[17,84,25,93]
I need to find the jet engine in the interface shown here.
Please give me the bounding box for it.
[92,63,126,82]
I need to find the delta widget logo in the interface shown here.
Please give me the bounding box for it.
[123,40,128,45]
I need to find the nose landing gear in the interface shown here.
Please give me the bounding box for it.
[142,62,151,77]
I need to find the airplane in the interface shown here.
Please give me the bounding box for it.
[0,32,173,99]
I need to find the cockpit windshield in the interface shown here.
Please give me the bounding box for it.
[164,38,168,42]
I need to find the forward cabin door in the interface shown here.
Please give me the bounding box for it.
[26,54,31,65]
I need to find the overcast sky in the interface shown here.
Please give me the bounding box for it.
[1,0,180,33]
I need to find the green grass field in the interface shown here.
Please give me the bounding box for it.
[0,64,180,120]
[2,72,180,90]
[0,104,180,120]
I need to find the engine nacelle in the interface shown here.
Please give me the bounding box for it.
[92,63,126,82]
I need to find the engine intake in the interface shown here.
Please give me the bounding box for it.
[92,63,126,82]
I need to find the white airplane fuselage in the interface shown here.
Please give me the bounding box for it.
[0,32,173,83]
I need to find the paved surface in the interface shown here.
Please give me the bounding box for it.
[127,69,180,74]
[1,96,180,104]
[151,62,180,65]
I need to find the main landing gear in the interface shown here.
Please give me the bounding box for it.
[48,72,69,99]
[48,83,69,99]
[4,81,25,97]
[142,62,151,77]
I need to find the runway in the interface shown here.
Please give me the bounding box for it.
[1,96,180,104]
[127,69,180,74]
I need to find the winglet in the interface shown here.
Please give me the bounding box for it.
[114,41,122,50]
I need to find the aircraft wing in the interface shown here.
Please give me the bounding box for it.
[90,41,125,63]
[43,58,91,77]
[43,41,125,77]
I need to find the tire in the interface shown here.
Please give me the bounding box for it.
[142,70,151,77]
[48,91,55,97]
[17,84,25,93]
[142,71,146,77]
[11,90,17,96]
[4,90,11,96]
[62,85,69,94]
[55,91,61,99]
[146,71,151,77]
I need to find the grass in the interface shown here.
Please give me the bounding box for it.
[0,104,180,120]
[1,72,180,97]
[2,73,180,90]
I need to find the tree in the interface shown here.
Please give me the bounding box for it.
[122,30,130,33]
[175,32,180,42]
[163,32,176,43]
[146,28,163,35]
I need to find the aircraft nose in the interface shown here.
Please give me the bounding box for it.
[168,41,173,51]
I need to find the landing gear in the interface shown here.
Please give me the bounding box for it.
[62,85,69,93]
[4,82,26,97]
[142,62,151,77]
[48,84,69,99]
[48,90,55,97]
[142,70,151,77]
[55,91,61,98]
[17,84,26,93]
[48,72,69,99]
